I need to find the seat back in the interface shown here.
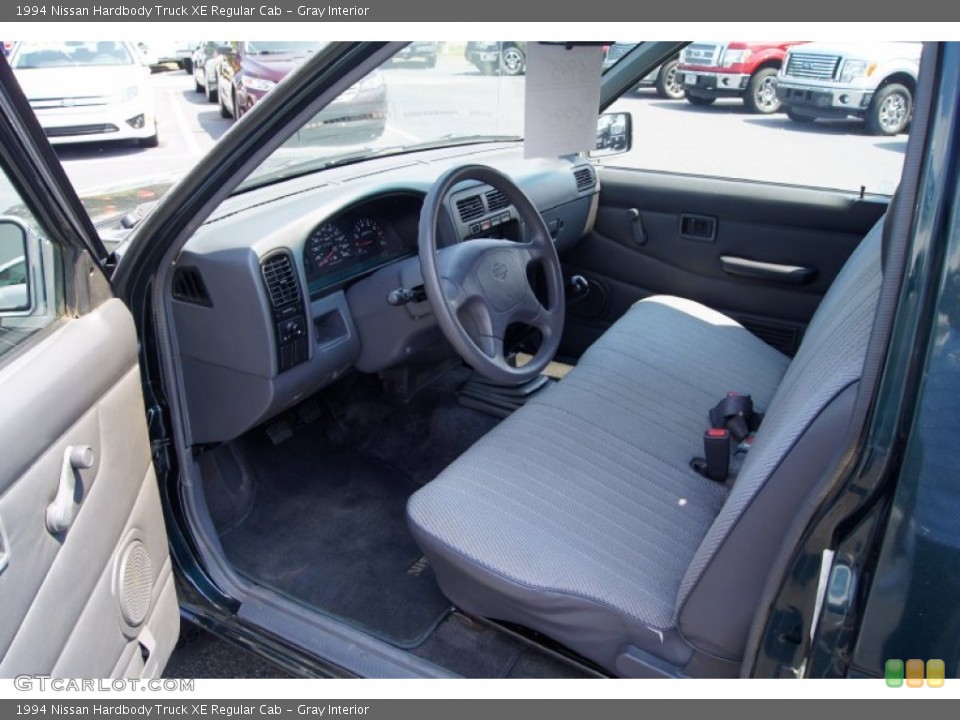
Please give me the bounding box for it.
[675,216,885,661]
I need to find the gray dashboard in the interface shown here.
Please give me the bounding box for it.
[170,144,599,445]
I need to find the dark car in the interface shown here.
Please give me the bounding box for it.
[217,40,386,144]
[216,40,323,119]
[0,40,959,685]
[465,41,526,76]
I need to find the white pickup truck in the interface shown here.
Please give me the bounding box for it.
[776,42,922,135]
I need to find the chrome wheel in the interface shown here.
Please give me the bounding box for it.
[500,46,525,76]
[879,92,908,133]
[657,59,684,100]
[866,83,912,136]
[745,68,782,114]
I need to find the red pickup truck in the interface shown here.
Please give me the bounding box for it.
[678,41,807,113]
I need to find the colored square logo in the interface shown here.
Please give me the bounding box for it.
[927,659,945,688]
[906,658,925,687]
[885,659,904,687]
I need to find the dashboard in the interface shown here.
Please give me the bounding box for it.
[169,146,599,446]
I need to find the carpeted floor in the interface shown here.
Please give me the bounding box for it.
[212,367,500,648]
[218,426,453,647]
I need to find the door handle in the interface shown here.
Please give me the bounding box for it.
[46,445,94,534]
[720,255,817,286]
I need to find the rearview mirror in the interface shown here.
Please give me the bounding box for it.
[0,219,31,313]
[591,111,632,157]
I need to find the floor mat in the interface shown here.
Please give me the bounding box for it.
[219,428,453,647]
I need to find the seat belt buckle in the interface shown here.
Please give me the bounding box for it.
[692,427,730,482]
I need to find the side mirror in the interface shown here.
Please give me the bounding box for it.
[591,111,632,157]
[0,219,31,313]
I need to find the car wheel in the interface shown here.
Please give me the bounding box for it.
[500,46,525,76]
[786,108,816,123]
[234,89,245,119]
[684,91,716,107]
[182,58,193,74]
[205,81,218,104]
[655,58,684,100]
[425,55,437,69]
[744,67,781,114]
[194,76,203,93]
[218,87,232,118]
[138,129,159,148]
[865,83,912,136]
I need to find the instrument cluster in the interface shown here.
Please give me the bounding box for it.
[302,194,419,294]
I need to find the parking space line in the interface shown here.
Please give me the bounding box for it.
[166,88,203,158]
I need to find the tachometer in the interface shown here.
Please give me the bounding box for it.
[305,222,352,275]
[352,217,388,258]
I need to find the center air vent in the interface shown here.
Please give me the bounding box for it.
[485,189,509,212]
[573,166,596,192]
[172,267,211,306]
[456,195,485,222]
[261,252,301,308]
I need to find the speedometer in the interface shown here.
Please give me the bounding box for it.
[305,222,351,275]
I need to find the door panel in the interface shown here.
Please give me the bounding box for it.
[0,299,178,677]
[560,167,888,357]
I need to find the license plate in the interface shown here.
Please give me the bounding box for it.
[685,74,697,85]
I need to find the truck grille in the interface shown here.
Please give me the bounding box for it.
[681,43,722,67]
[784,53,841,80]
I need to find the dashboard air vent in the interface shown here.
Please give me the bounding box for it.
[574,166,596,192]
[485,189,509,212]
[261,252,300,308]
[172,267,211,306]
[456,195,485,222]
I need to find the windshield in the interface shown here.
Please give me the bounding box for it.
[12,41,135,68]
[240,42,526,191]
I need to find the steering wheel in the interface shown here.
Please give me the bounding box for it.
[419,164,565,385]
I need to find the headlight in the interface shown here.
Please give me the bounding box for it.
[113,86,139,103]
[242,76,276,92]
[721,49,751,67]
[839,59,875,83]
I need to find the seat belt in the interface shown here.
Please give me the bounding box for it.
[691,393,762,483]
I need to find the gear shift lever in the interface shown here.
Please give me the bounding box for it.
[566,275,589,304]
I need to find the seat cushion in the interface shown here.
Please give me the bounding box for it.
[407,295,790,671]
